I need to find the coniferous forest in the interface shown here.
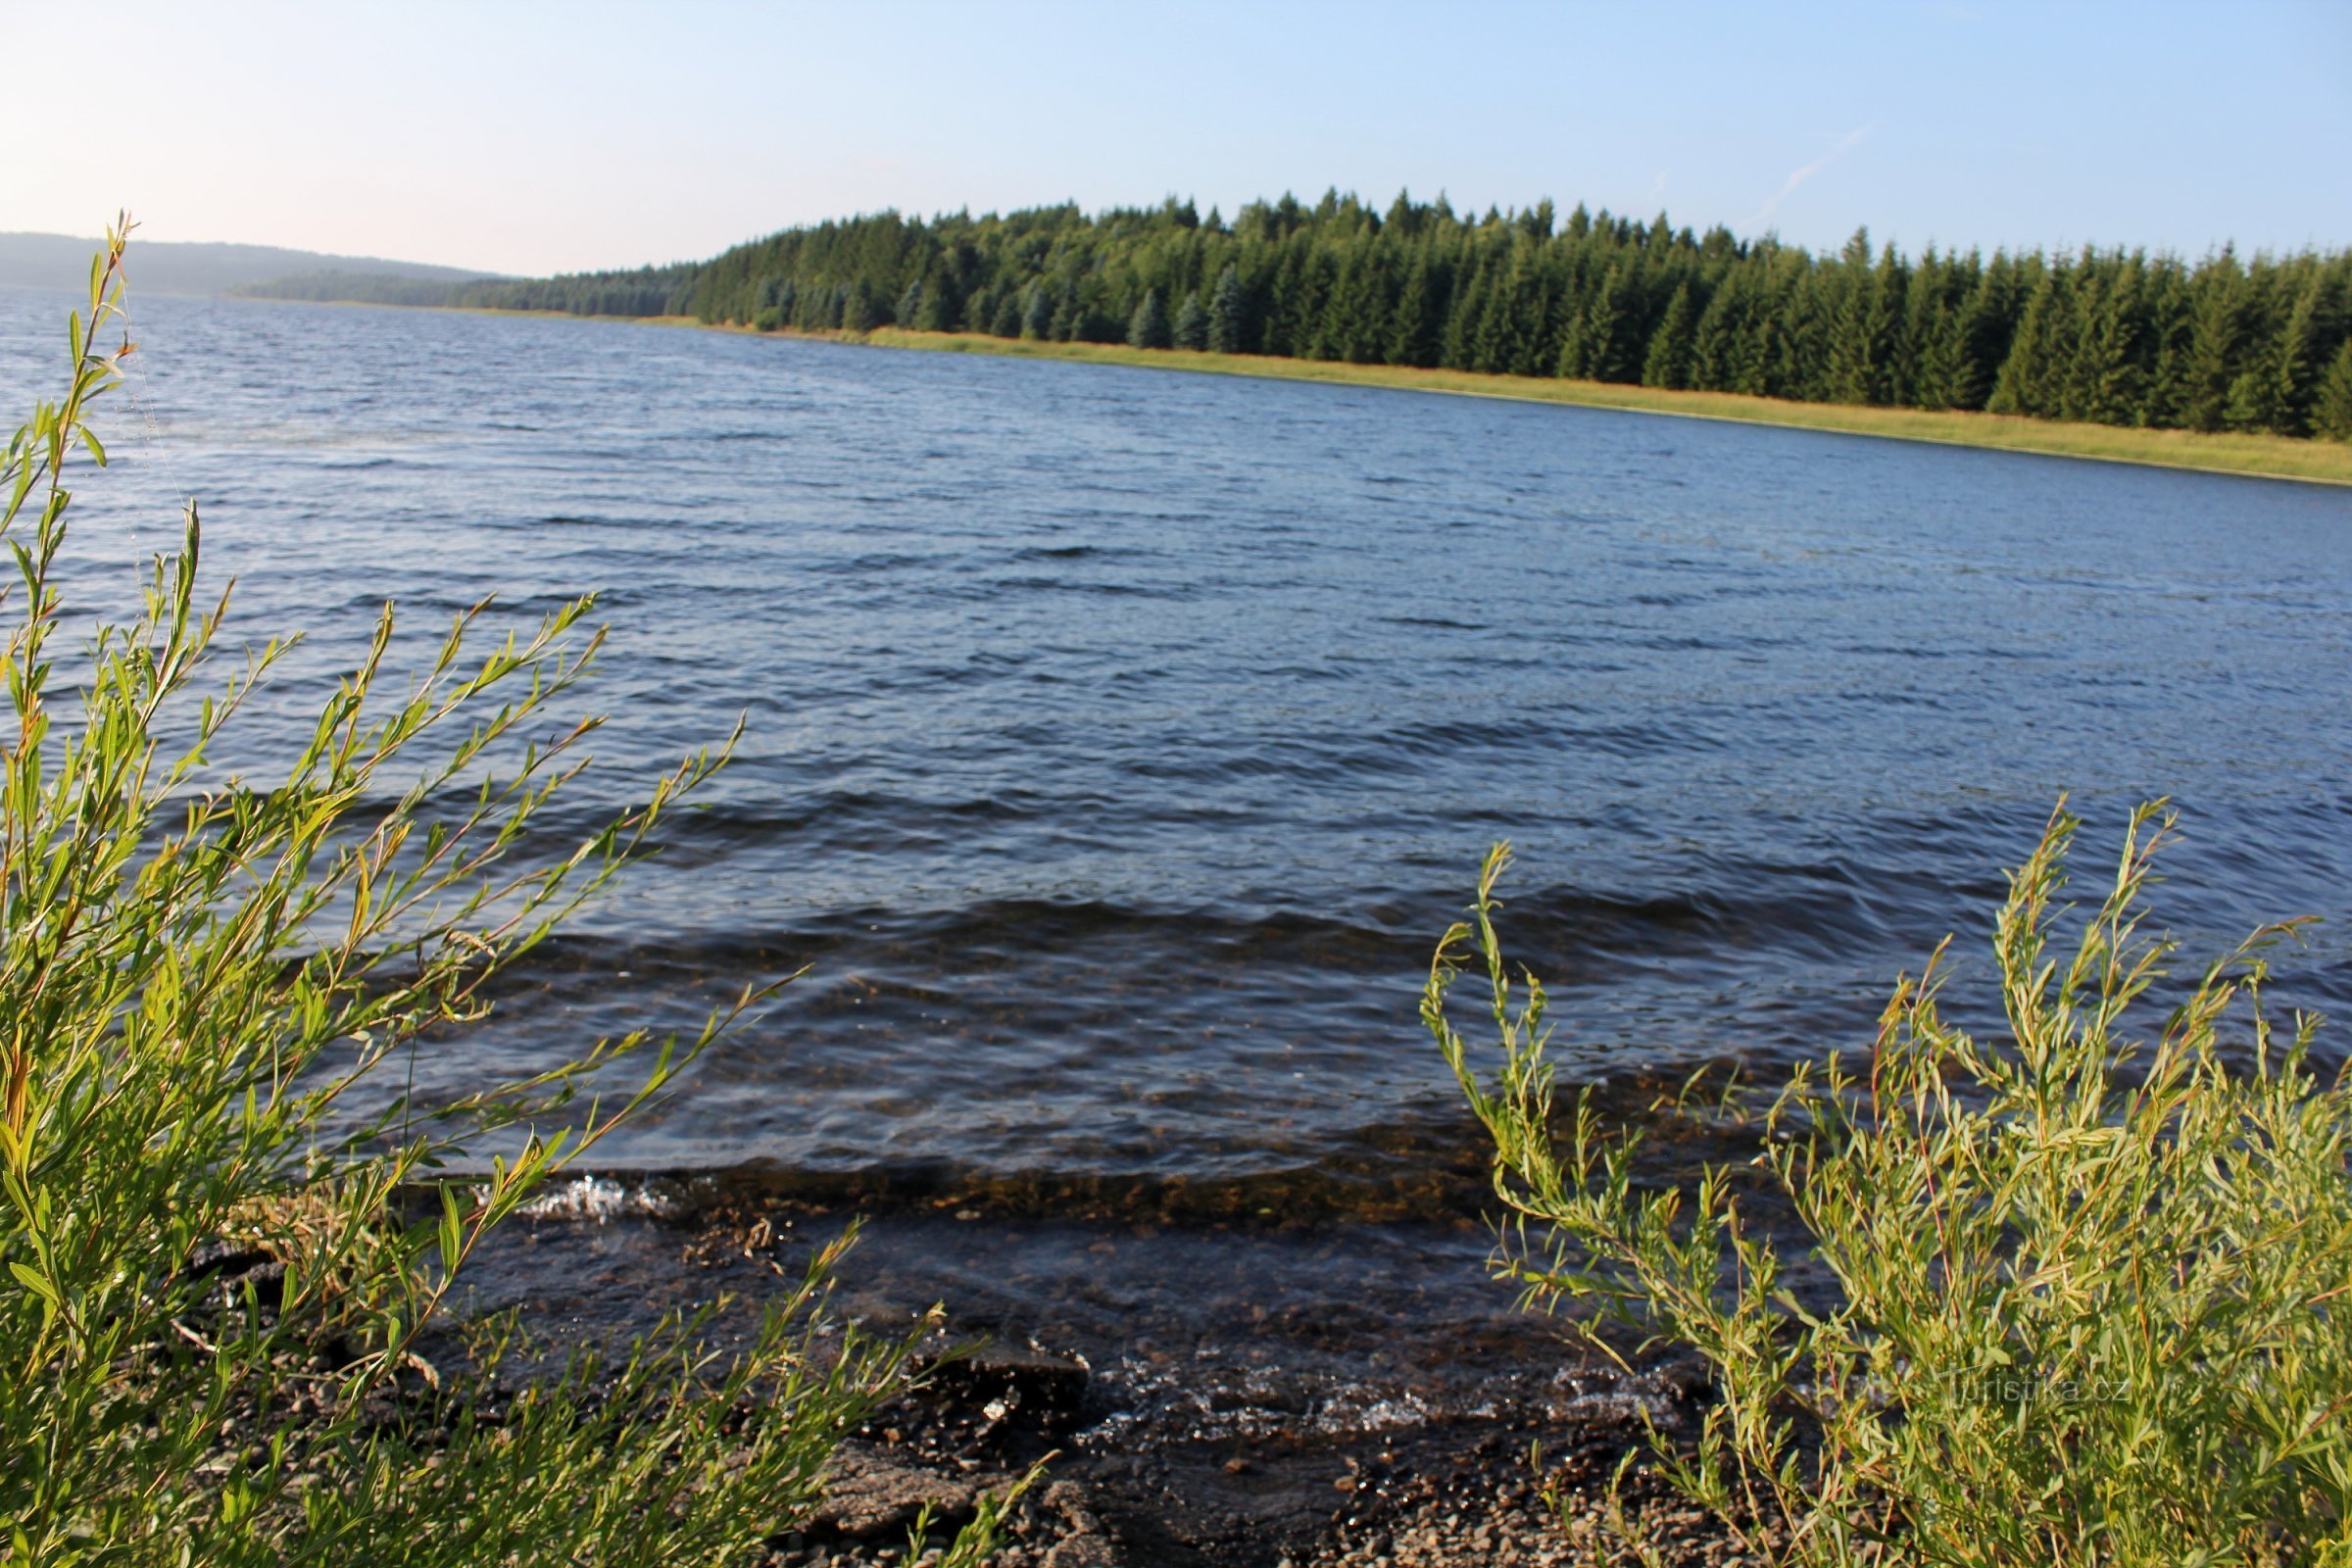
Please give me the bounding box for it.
[430,193,2352,440]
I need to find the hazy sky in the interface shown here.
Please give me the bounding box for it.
[5,1,2346,276]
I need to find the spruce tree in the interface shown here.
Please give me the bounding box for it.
[1824,230,1878,404]
[990,292,1024,338]
[1290,251,1337,360]
[2314,339,2352,442]
[1574,260,1635,382]
[2268,281,2322,436]
[2079,256,2150,425]
[1642,281,1697,390]
[916,275,963,332]
[2183,257,2247,431]
[1319,244,1385,363]
[1259,248,1306,358]
[1441,253,1489,369]
[1988,267,2059,417]
[842,283,879,333]
[1022,283,1054,340]
[1127,287,1171,350]
[1386,248,1442,367]
[1206,266,1250,354]
[2140,261,2198,428]
[1172,293,1208,351]
[1499,247,1555,376]
[1469,259,1515,374]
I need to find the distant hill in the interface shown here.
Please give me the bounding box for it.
[0,232,497,297]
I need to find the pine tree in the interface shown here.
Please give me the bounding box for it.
[2314,339,2352,442]
[1470,255,1517,374]
[1951,257,2021,412]
[1576,260,1637,382]
[1288,250,1337,360]
[1172,293,1208,351]
[1260,248,1307,358]
[1386,247,1442,367]
[2183,256,2246,431]
[1989,266,2060,417]
[1642,281,1697,389]
[989,292,1023,338]
[1206,266,1250,354]
[1500,247,1556,376]
[1320,242,1387,363]
[2268,280,2322,436]
[916,272,963,332]
[1442,254,1490,369]
[2078,256,2150,426]
[1689,272,1742,393]
[893,279,922,328]
[1127,287,1171,350]
[1021,283,1054,340]
[1824,229,1879,404]
[2139,261,2198,428]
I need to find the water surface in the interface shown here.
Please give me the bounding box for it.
[5,288,2348,1206]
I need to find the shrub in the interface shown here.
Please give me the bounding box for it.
[1425,804,2352,1566]
[0,224,1020,1567]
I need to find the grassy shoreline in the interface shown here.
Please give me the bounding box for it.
[281,299,2352,485]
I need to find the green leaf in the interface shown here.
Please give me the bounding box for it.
[438,1185,464,1273]
[10,1259,59,1302]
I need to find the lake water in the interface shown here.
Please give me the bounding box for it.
[10,285,2352,1447]
[6,288,2350,1205]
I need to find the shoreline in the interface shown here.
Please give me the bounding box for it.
[469,1195,1747,1567]
[269,297,2352,487]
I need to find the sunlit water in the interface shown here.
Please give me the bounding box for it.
[12,285,2350,1436]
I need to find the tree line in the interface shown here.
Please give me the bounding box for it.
[390,193,2352,439]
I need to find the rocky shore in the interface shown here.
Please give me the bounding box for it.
[464,1189,1774,1568]
[765,1338,1752,1568]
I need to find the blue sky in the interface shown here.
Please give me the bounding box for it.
[4,0,2345,275]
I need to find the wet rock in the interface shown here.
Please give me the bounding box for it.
[1039,1534,1123,1568]
[931,1340,1090,1430]
[811,1443,978,1538]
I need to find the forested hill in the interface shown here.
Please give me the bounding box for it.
[433,193,2345,440]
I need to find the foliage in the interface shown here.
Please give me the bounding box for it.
[1425,805,2352,1566]
[0,225,1021,1566]
[353,191,2352,440]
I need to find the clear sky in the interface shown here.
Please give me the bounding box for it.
[4,0,2346,276]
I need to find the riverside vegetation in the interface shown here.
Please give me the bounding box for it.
[1426,808,2352,1566]
[0,230,1024,1565]
[248,192,2352,450]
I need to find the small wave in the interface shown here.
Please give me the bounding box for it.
[511,1174,678,1223]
